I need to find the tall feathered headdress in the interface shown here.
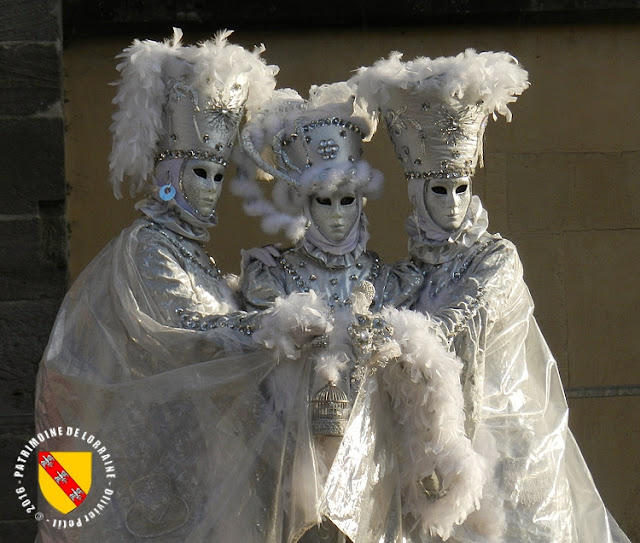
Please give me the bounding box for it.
[232,82,383,241]
[349,49,529,182]
[108,28,278,198]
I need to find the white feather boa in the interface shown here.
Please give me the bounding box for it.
[379,307,489,540]
[251,290,332,362]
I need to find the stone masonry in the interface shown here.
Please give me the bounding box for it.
[0,1,66,540]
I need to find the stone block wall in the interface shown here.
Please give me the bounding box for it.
[0,1,66,540]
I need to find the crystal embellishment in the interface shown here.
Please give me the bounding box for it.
[318,139,340,160]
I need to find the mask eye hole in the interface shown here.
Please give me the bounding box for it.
[340,196,355,205]
[431,186,447,195]
[315,197,331,206]
[456,184,468,194]
[214,173,223,182]
[194,168,208,179]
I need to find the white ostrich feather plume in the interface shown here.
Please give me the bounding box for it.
[108,28,278,198]
[350,48,530,135]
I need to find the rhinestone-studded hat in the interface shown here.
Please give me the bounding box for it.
[241,82,375,189]
[350,49,529,181]
[234,83,383,240]
[109,28,278,198]
[271,98,367,179]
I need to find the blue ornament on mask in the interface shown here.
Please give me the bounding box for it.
[159,183,176,201]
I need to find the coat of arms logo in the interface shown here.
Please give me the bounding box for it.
[38,451,92,514]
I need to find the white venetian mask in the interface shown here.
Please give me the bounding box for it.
[309,187,360,243]
[423,177,472,232]
[180,159,225,218]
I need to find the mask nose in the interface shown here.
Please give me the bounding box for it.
[445,190,457,208]
[191,166,219,193]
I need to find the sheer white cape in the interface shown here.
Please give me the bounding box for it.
[403,197,631,543]
[35,211,484,542]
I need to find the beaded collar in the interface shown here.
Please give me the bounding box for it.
[278,249,381,309]
[145,221,221,279]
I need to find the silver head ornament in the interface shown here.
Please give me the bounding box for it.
[235,83,384,241]
[240,83,372,190]
[350,49,530,182]
[109,28,278,199]
[382,87,487,181]
[275,104,365,176]
[154,54,249,168]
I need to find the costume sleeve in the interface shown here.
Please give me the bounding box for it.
[383,258,425,309]
[432,239,523,343]
[411,239,523,440]
[131,226,264,338]
[133,231,212,325]
[240,248,289,310]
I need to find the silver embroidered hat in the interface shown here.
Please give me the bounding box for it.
[241,82,373,188]
[234,83,383,240]
[109,28,278,198]
[154,53,247,167]
[350,49,529,181]
[273,98,366,177]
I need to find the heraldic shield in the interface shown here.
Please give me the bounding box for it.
[38,451,92,514]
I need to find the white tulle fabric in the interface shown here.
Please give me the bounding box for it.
[401,202,631,543]
[240,232,490,542]
[245,306,489,543]
[34,196,488,543]
[34,208,334,542]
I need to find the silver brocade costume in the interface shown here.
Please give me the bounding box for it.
[241,245,411,543]
[402,204,631,543]
[33,29,302,542]
[347,48,631,543]
[241,241,425,421]
[233,81,488,542]
[240,242,488,543]
[34,202,277,542]
[33,199,482,543]
[242,247,421,313]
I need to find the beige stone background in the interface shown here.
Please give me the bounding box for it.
[64,24,640,539]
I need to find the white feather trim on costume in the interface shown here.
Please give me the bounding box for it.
[314,352,350,384]
[109,28,184,198]
[251,291,332,362]
[380,307,489,540]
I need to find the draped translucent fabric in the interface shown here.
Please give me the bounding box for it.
[405,232,631,543]
[35,219,482,542]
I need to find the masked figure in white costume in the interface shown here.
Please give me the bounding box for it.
[351,49,631,543]
[234,84,488,543]
[34,30,330,542]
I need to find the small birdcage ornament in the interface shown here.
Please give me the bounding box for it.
[311,381,350,437]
